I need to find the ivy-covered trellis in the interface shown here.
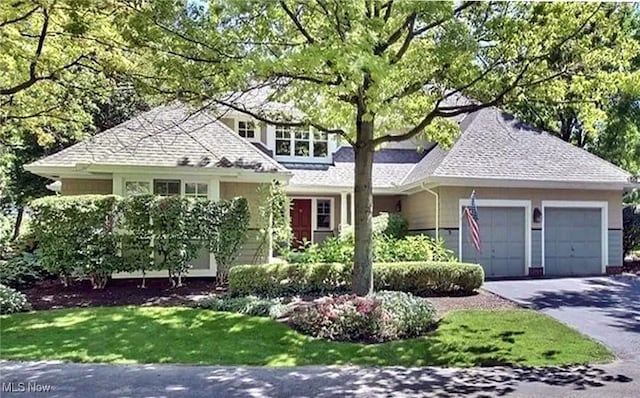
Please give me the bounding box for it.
[30,194,250,289]
[255,180,292,263]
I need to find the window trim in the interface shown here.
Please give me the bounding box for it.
[183,181,209,199]
[123,180,152,196]
[153,179,182,196]
[315,198,332,230]
[273,126,331,162]
[235,118,260,143]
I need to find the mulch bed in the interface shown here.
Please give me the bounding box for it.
[425,289,518,315]
[22,278,518,314]
[23,278,222,311]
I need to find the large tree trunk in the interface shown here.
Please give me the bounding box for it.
[10,207,24,241]
[352,121,375,296]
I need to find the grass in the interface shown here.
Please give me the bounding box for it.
[0,307,613,367]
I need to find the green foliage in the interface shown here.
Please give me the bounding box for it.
[228,262,350,297]
[195,295,288,319]
[211,198,250,284]
[257,181,292,260]
[118,194,155,284]
[150,196,202,287]
[340,212,408,241]
[0,283,31,314]
[0,250,46,289]
[29,194,251,288]
[30,195,122,289]
[229,261,483,297]
[288,291,436,342]
[284,233,454,264]
[623,204,640,256]
[374,262,484,295]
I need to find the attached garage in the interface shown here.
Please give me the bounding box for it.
[542,201,607,276]
[460,201,531,278]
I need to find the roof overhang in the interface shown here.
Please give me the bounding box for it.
[25,162,292,183]
[398,176,636,192]
[285,184,402,195]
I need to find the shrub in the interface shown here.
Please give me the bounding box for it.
[228,261,483,297]
[375,235,456,262]
[288,291,436,342]
[0,250,47,289]
[340,212,408,240]
[284,233,453,264]
[30,195,122,288]
[623,204,640,256]
[228,262,350,297]
[196,295,288,318]
[374,262,484,295]
[0,283,31,314]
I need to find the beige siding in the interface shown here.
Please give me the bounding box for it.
[219,117,235,130]
[221,182,267,264]
[438,186,623,229]
[401,190,437,231]
[61,178,112,195]
[373,195,402,215]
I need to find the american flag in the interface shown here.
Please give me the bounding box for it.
[464,190,481,253]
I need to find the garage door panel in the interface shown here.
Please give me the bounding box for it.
[462,206,525,277]
[544,207,602,276]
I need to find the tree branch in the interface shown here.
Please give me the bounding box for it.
[280,1,315,44]
[0,5,39,27]
[412,1,475,37]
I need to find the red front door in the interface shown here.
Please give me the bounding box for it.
[291,199,312,247]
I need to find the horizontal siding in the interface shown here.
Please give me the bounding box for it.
[438,186,623,229]
[608,229,623,266]
[532,229,542,267]
[61,178,112,195]
[220,182,264,228]
[401,190,436,231]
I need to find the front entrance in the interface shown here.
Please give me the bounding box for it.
[291,199,312,246]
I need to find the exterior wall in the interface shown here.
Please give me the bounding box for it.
[220,182,267,264]
[219,117,235,131]
[438,186,623,229]
[61,178,113,195]
[403,186,624,270]
[401,190,437,231]
[373,195,402,215]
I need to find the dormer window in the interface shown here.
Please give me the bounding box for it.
[237,120,256,140]
[275,126,329,159]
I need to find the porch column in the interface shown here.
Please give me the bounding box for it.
[340,191,348,230]
[208,178,220,274]
[350,192,355,225]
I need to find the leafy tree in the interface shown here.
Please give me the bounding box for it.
[122,1,639,295]
[0,83,149,241]
[0,0,136,144]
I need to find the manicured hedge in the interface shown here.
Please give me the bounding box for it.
[228,261,484,297]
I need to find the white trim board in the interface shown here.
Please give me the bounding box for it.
[540,200,608,274]
[458,199,532,276]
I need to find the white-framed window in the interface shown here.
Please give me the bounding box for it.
[153,179,181,196]
[275,126,329,159]
[184,182,208,199]
[313,131,328,157]
[124,181,151,196]
[237,120,256,140]
[275,126,292,156]
[316,199,332,229]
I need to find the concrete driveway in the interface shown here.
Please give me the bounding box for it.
[484,275,640,360]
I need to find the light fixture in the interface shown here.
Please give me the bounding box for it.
[533,208,542,223]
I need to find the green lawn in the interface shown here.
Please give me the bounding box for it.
[0,307,613,367]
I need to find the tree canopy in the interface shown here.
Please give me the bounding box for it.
[120,1,640,294]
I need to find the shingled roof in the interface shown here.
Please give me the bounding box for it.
[27,104,286,173]
[402,107,633,186]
